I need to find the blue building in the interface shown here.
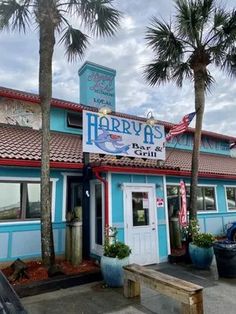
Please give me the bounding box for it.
[1,61,236,265]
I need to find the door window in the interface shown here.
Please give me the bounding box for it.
[132,192,150,226]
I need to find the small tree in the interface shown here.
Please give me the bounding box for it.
[144,0,236,220]
[0,0,121,267]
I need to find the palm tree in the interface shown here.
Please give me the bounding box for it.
[144,0,236,220]
[0,0,121,267]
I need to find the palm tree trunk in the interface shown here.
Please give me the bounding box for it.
[38,0,55,267]
[189,68,205,220]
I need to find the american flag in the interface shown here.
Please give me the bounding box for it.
[166,112,196,141]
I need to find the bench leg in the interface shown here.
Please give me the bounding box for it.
[124,277,140,298]
[181,291,204,314]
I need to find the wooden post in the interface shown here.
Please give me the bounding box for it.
[124,277,141,298]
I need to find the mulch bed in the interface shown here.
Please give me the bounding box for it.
[1,260,99,286]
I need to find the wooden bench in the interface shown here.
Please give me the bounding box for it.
[123,264,204,314]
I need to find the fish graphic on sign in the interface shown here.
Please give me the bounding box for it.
[94,129,130,154]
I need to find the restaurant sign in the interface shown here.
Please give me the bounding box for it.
[83,110,165,160]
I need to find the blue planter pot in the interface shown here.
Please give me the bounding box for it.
[189,243,214,269]
[100,256,129,287]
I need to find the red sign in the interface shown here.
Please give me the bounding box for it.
[179,180,187,226]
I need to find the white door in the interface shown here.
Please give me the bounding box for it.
[124,185,158,265]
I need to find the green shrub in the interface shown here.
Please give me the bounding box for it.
[104,241,131,259]
[192,232,215,248]
[103,226,131,259]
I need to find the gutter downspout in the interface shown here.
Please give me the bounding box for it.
[94,171,109,228]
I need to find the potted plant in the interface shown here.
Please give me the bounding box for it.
[100,227,131,287]
[189,232,215,269]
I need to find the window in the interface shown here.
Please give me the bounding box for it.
[197,187,216,211]
[226,187,236,210]
[132,192,150,226]
[167,184,216,214]
[67,112,82,129]
[0,182,41,221]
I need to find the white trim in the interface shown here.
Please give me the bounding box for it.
[90,180,104,257]
[163,176,171,255]
[196,185,218,214]
[61,172,82,221]
[224,185,236,213]
[166,182,218,214]
[108,172,112,226]
[123,183,156,188]
[0,177,58,225]
[167,182,217,188]
[61,172,82,177]
[123,183,158,264]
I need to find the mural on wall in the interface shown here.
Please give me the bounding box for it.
[0,98,42,129]
[83,110,165,160]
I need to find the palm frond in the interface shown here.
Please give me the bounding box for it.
[0,0,30,32]
[221,48,236,78]
[59,26,89,61]
[204,7,228,45]
[65,0,80,13]
[171,62,193,87]
[208,45,226,67]
[175,0,209,47]
[146,17,184,62]
[213,7,229,30]
[207,8,236,47]
[199,0,214,22]
[68,0,121,37]
[204,69,214,91]
[222,9,236,36]
[143,59,172,86]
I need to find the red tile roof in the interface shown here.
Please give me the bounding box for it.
[91,149,236,177]
[1,86,236,142]
[0,124,83,164]
[1,124,236,177]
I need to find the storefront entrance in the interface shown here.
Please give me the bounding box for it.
[124,184,158,265]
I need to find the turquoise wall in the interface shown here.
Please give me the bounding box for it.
[50,107,82,135]
[110,173,236,263]
[111,173,168,263]
[78,62,116,111]
[166,133,230,155]
[166,177,236,235]
[0,167,76,262]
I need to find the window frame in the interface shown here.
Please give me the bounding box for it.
[66,111,83,130]
[0,177,57,225]
[224,185,236,212]
[166,183,218,214]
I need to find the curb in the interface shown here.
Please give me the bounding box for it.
[14,270,102,298]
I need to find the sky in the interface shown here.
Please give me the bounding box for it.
[0,0,236,136]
